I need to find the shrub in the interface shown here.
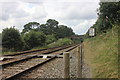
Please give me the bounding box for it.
[48,38,73,47]
[23,31,46,49]
[46,34,57,44]
[2,27,23,51]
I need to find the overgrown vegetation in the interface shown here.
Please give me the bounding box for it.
[48,38,74,48]
[2,19,75,53]
[22,31,46,50]
[83,1,119,78]
[46,34,57,44]
[84,25,118,78]
[2,27,23,51]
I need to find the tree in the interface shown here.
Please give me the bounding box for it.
[98,2,120,31]
[23,31,46,49]
[22,22,40,34]
[39,19,75,38]
[99,2,120,24]
[2,27,23,51]
[46,19,59,27]
[90,2,120,34]
[39,19,59,35]
[56,25,75,38]
[39,24,49,35]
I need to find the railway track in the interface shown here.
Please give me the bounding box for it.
[0,44,75,66]
[1,44,78,80]
[3,45,68,56]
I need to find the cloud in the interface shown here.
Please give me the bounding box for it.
[0,1,47,32]
[0,0,99,35]
[72,19,97,35]
[61,3,97,20]
[43,2,98,20]
[0,2,29,21]
[30,4,47,20]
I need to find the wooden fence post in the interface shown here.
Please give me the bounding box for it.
[80,44,83,78]
[63,52,70,78]
[77,45,82,78]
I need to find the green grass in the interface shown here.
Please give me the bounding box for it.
[47,38,73,48]
[84,25,119,78]
[1,51,12,55]
[1,47,48,55]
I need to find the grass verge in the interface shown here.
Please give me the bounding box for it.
[83,25,118,78]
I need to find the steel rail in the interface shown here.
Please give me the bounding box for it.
[3,45,78,80]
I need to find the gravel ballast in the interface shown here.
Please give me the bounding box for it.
[17,47,92,79]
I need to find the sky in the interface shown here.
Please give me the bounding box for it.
[0,0,100,35]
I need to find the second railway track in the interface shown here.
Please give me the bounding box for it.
[1,44,79,80]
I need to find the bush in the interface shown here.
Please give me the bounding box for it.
[46,34,57,44]
[2,27,23,51]
[23,31,46,49]
[57,38,73,45]
[48,38,73,47]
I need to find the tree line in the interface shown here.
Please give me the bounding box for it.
[2,19,75,51]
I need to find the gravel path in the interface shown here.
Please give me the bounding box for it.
[16,47,92,79]
[82,59,92,78]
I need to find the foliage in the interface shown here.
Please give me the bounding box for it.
[48,38,73,47]
[22,19,75,38]
[86,2,120,37]
[2,19,75,53]
[46,34,57,44]
[22,22,40,34]
[98,2,120,24]
[39,19,75,38]
[56,25,75,38]
[23,31,46,49]
[38,19,59,35]
[96,2,119,33]
[2,27,23,51]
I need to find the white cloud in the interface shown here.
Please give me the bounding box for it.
[72,19,97,35]
[61,3,97,20]
[0,1,47,32]
[0,0,99,34]
[43,2,98,20]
